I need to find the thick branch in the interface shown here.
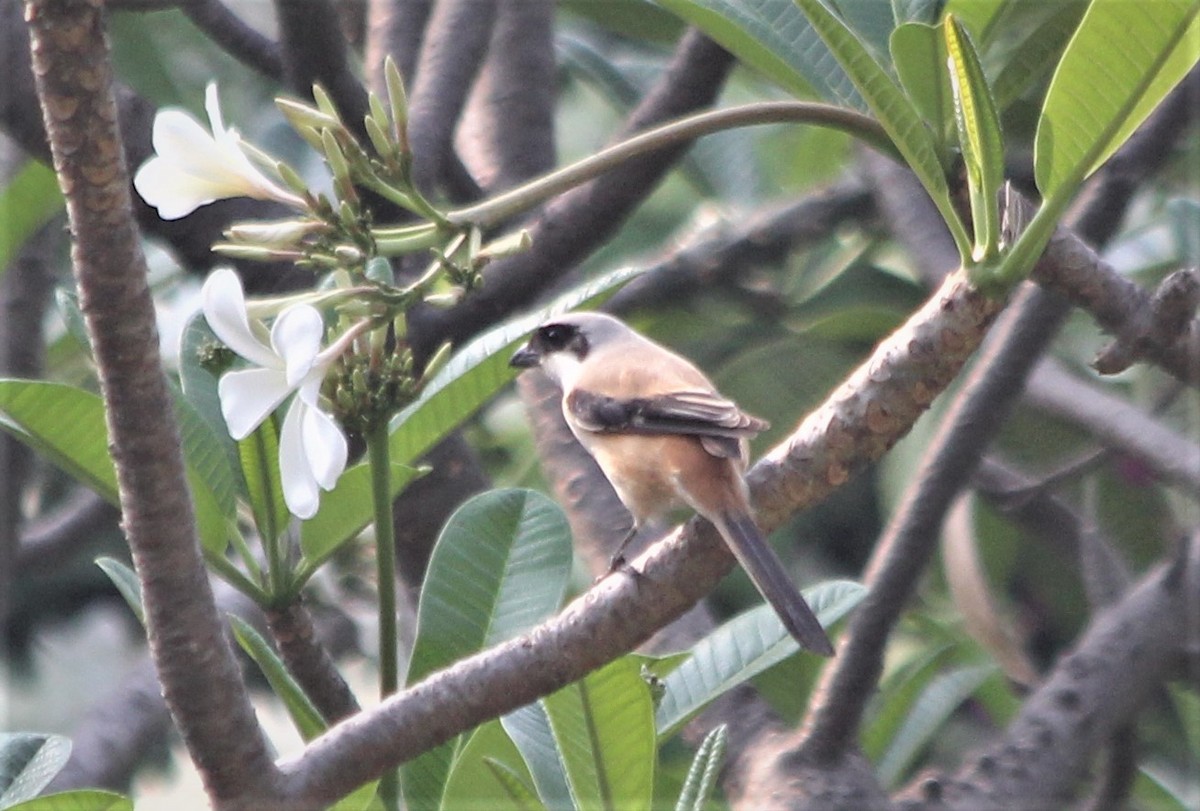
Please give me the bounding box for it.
[23,0,277,806]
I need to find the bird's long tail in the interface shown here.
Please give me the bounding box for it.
[716,509,835,656]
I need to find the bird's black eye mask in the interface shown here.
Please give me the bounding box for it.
[534,323,589,359]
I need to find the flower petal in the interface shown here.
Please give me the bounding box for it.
[202,269,280,368]
[272,305,324,386]
[300,405,348,491]
[218,367,291,439]
[280,397,320,519]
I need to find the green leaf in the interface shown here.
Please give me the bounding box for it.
[178,313,242,499]
[0,381,118,503]
[501,703,574,810]
[654,0,862,106]
[656,580,865,738]
[0,734,72,808]
[481,759,547,811]
[988,2,1087,112]
[298,462,422,574]
[793,0,971,259]
[0,161,63,277]
[401,489,573,811]
[892,0,941,26]
[674,724,727,811]
[890,22,952,151]
[5,790,132,811]
[945,13,1005,262]
[0,380,234,557]
[876,663,996,787]
[237,422,290,546]
[828,0,896,57]
[94,557,144,626]
[227,615,327,741]
[1035,0,1200,201]
[388,265,642,469]
[442,720,541,811]
[541,657,656,811]
[861,642,955,760]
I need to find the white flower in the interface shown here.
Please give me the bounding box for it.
[135,84,305,220]
[202,268,348,519]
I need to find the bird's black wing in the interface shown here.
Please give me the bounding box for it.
[567,388,768,453]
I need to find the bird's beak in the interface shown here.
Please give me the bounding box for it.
[509,344,541,369]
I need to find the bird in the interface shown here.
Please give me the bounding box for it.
[510,312,834,656]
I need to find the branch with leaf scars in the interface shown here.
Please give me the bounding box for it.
[24,0,280,806]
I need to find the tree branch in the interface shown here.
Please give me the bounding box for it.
[23,0,278,805]
[178,0,282,80]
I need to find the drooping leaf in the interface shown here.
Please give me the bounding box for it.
[0,734,72,807]
[481,759,547,811]
[0,380,234,556]
[541,657,656,811]
[0,381,118,503]
[1035,0,1200,202]
[441,720,541,811]
[501,703,574,811]
[656,580,865,737]
[988,1,1087,112]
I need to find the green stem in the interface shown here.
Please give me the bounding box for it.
[446,101,897,228]
[367,419,400,811]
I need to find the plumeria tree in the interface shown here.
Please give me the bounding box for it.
[1,1,1198,811]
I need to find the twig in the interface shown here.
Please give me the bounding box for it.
[265,600,361,725]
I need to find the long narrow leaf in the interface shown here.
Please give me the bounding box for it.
[656,580,865,738]
[501,704,574,810]
[1035,0,1200,202]
[945,13,1005,261]
[876,663,996,787]
[0,161,63,275]
[228,615,327,741]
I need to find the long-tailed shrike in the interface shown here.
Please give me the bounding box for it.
[511,312,833,655]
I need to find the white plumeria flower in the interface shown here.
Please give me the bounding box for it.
[202,268,348,519]
[135,83,305,220]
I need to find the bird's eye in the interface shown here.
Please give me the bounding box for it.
[539,324,573,349]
